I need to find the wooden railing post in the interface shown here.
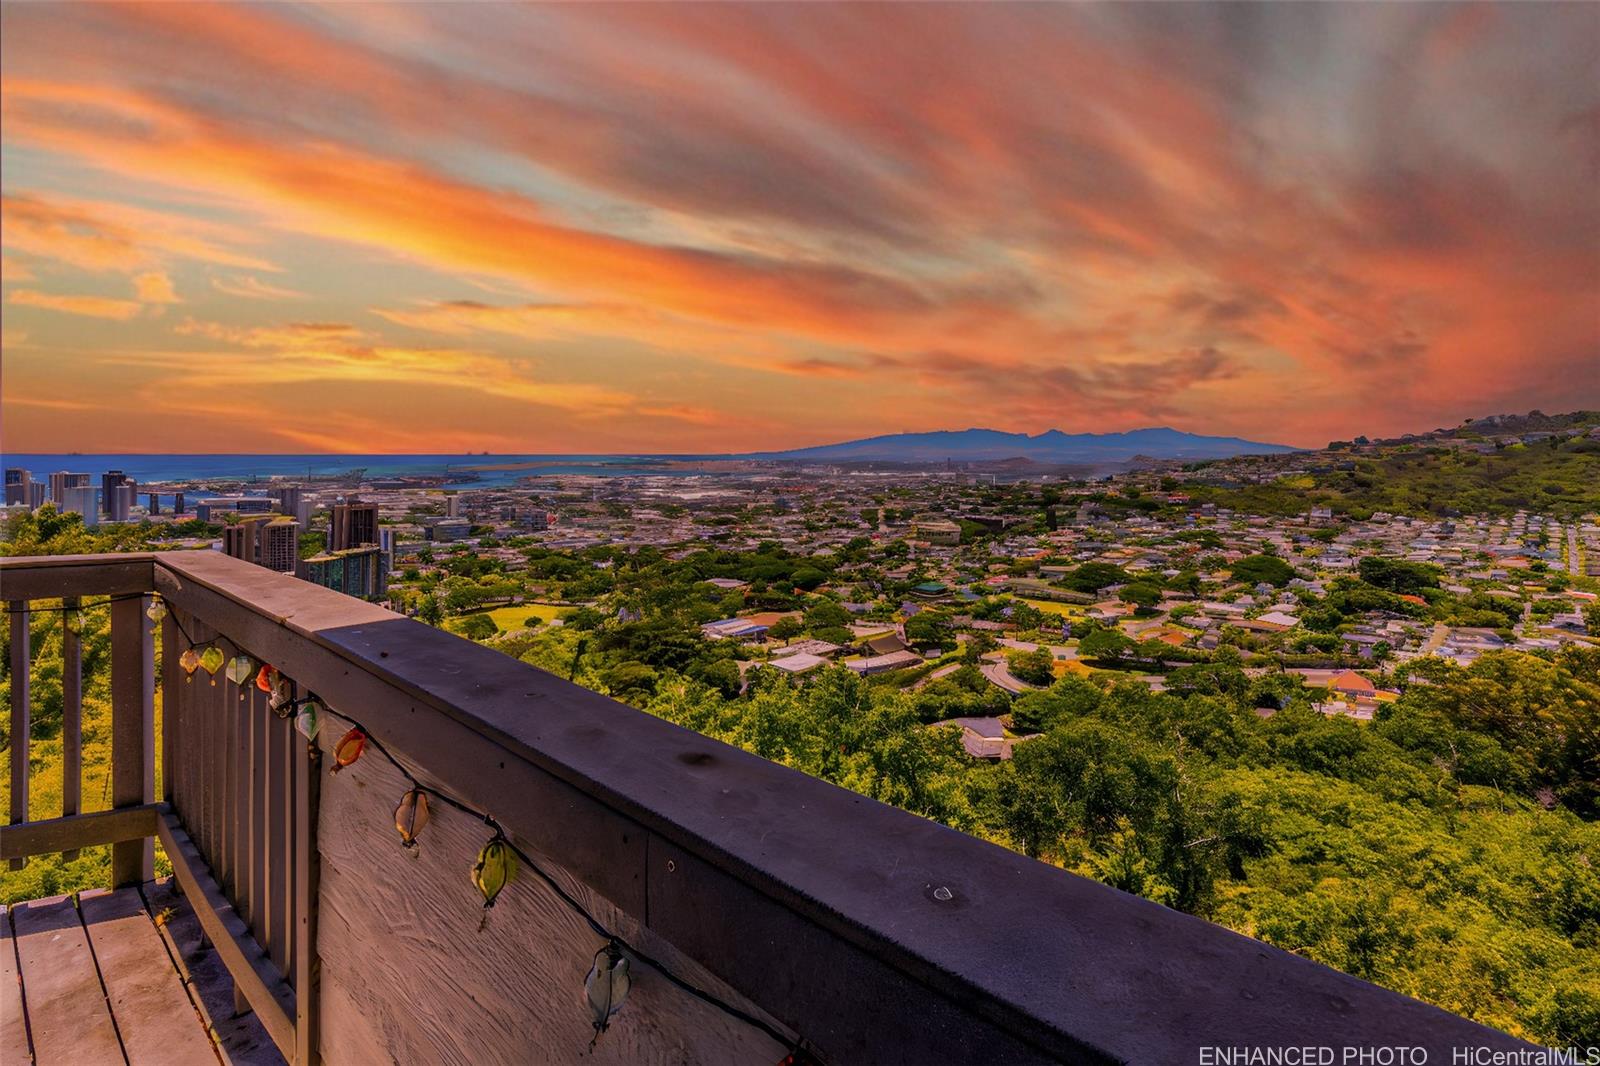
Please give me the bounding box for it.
[6,601,29,871]
[110,593,155,885]
[62,596,83,860]
[294,737,322,1065]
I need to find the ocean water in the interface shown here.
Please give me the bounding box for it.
[0,453,722,489]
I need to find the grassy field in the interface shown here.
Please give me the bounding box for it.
[1019,598,1088,618]
[450,602,567,635]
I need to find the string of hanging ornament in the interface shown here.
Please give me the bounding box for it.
[149,595,818,1063]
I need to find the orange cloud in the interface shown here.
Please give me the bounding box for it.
[0,3,1594,451]
[9,288,142,320]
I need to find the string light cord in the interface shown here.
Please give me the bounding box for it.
[33,593,810,1058]
[317,702,802,1053]
[5,592,147,616]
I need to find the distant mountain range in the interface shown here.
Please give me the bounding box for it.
[750,427,1297,463]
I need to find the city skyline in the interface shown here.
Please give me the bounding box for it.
[3,2,1598,454]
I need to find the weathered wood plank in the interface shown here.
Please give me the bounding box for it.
[264,716,289,975]
[110,595,155,886]
[154,814,295,1060]
[247,686,267,942]
[313,733,784,1066]
[62,598,83,861]
[0,805,162,862]
[232,688,250,914]
[160,612,178,807]
[1,906,32,1066]
[141,879,281,1066]
[8,602,30,872]
[291,728,320,1066]
[219,674,236,898]
[0,557,154,604]
[78,888,217,1066]
[9,896,123,1066]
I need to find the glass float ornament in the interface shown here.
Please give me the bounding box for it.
[256,664,279,693]
[179,648,202,682]
[295,699,322,741]
[472,835,516,925]
[226,655,255,698]
[330,727,367,774]
[394,788,431,850]
[199,646,225,685]
[585,942,631,1044]
[146,599,167,633]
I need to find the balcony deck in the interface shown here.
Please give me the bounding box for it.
[4,879,279,1066]
[0,552,1537,1064]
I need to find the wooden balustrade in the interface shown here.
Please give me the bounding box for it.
[1,552,1535,1066]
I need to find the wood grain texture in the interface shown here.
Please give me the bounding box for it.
[8,602,30,872]
[62,597,83,858]
[110,595,155,886]
[9,896,122,1066]
[142,879,282,1066]
[0,558,153,604]
[156,816,296,1060]
[312,717,789,1066]
[78,888,218,1066]
[0,805,160,862]
[1,906,32,1066]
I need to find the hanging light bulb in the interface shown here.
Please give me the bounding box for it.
[199,646,225,685]
[394,788,431,850]
[585,941,631,1045]
[226,655,255,699]
[330,727,367,773]
[146,599,167,633]
[179,648,202,681]
[295,699,323,741]
[269,677,295,716]
[256,663,279,693]
[472,833,516,927]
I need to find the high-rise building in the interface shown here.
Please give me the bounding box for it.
[274,485,303,517]
[173,492,186,516]
[445,494,461,518]
[49,471,92,502]
[378,526,397,576]
[101,471,137,519]
[297,546,386,600]
[147,493,161,516]
[60,486,99,526]
[330,499,379,551]
[107,482,136,523]
[222,515,301,573]
[5,468,30,506]
[26,482,45,509]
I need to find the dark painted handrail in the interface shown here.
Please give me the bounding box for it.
[2,552,1535,1064]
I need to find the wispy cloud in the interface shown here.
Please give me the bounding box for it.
[211,275,306,300]
[9,288,142,320]
[0,3,1595,449]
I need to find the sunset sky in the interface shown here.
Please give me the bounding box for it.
[1,2,1597,453]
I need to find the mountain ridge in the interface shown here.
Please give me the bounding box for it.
[748,426,1297,463]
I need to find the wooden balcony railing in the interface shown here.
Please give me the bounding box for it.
[1,551,1534,1065]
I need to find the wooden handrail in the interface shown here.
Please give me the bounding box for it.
[0,553,1535,1065]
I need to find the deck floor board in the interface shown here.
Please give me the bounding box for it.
[2,903,32,1063]
[9,894,124,1066]
[5,883,280,1066]
[79,889,219,1065]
